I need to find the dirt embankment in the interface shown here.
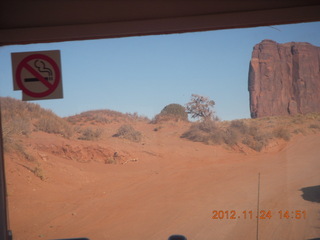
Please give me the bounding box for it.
[4,116,320,240]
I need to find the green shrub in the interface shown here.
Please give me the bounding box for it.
[113,124,142,142]
[153,103,188,123]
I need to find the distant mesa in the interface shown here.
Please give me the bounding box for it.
[248,39,320,118]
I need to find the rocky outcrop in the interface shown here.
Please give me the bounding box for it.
[248,39,320,118]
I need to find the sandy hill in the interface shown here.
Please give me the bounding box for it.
[2,97,320,240]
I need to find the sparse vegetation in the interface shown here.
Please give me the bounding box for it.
[2,118,31,138]
[35,115,74,138]
[153,126,163,131]
[230,120,249,134]
[113,124,142,142]
[181,120,225,145]
[293,128,306,135]
[309,124,320,129]
[66,110,149,125]
[32,165,45,181]
[4,141,36,161]
[186,94,216,121]
[273,127,291,141]
[1,97,74,139]
[1,97,320,159]
[181,115,310,151]
[105,157,116,164]
[78,127,103,141]
[1,98,35,150]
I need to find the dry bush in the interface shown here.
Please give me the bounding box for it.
[223,129,240,146]
[182,119,273,151]
[236,121,271,151]
[3,139,36,161]
[181,120,225,145]
[153,126,163,131]
[242,137,266,152]
[229,120,270,149]
[230,119,250,134]
[152,114,185,123]
[113,124,142,142]
[293,128,306,135]
[186,94,216,121]
[20,163,45,181]
[126,112,149,122]
[309,124,320,130]
[244,130,271,151]
[35,116,74,138]
[105,157,116,164]
[1,98,34,144]
[67,111,112,124]
[2,118,31,137]
[291,116,305,124]
[32,165,45,181]
[1,98,36,153]
[273,127,291,141]
[182,112,320,151]
[67,110,148,125]
[181,120,241,146]
[1,97,43,120]
[2,118,32,152]
[1,97,74,139]
[78,127,103,141]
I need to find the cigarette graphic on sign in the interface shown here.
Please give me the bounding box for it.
[24,60,53,82]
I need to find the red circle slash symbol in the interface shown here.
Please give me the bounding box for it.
[16,54,60,98]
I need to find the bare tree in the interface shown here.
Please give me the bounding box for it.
[186,94,216,121]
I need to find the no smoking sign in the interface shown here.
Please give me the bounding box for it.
[12,50,63,101]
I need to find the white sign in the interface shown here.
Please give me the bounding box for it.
[11,50,63,101]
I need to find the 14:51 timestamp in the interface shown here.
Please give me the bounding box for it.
[278,210,307,219]
[211,210,307,220]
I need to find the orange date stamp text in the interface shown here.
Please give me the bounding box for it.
[211,210,307,220]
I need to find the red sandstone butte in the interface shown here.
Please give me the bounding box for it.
[248,39,320,118]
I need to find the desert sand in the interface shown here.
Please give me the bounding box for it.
[4,121,320,240]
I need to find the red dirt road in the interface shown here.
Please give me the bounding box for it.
[5,130,320,240]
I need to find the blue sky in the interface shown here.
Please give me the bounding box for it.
[0,21,319,120]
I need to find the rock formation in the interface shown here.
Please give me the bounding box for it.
[248,39,320,118]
